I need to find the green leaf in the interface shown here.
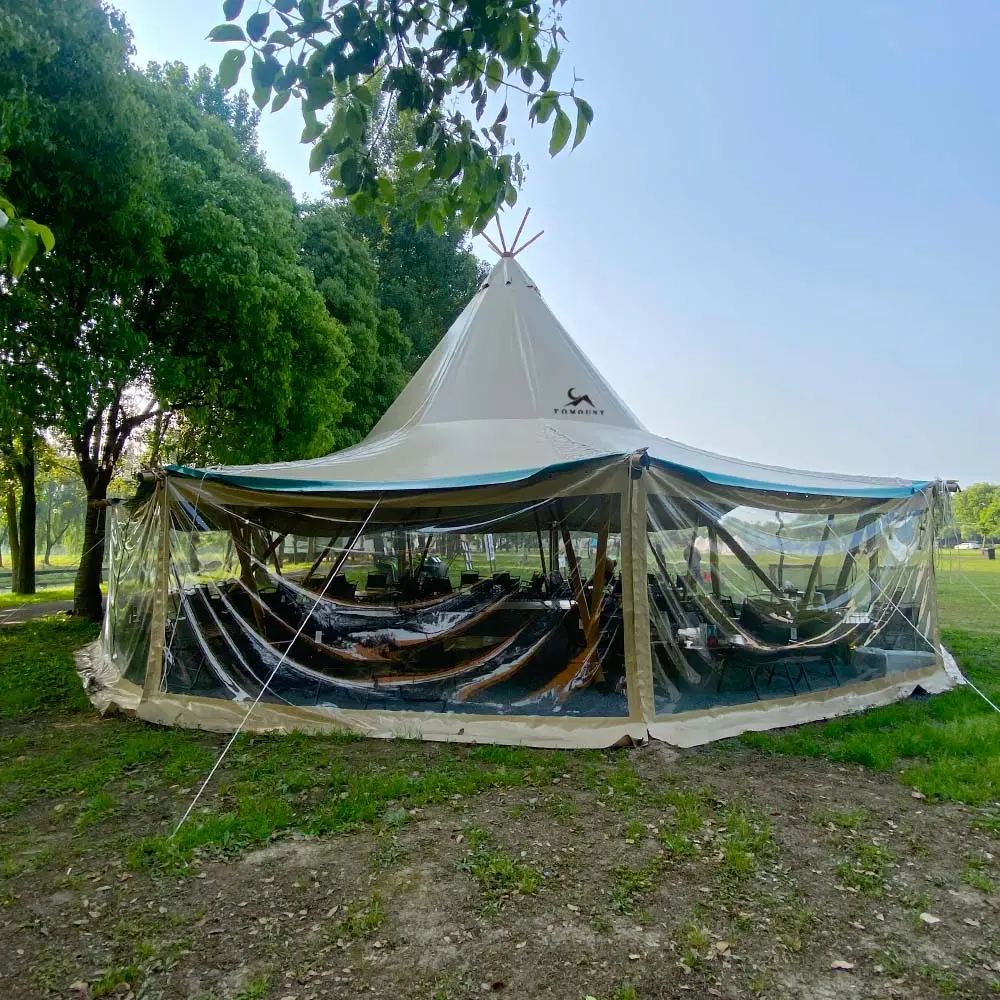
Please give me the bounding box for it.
[10,229,36,276]
[376,177,396,204]
[300,114,324,143]
[252,85,271,110]
[308,140,330,172]
[222,0,244,20]
[351,85,374,109]
[208,23,247,42]
[532,91,557,124]
[549,106,571,156]
[485,57,503,91]
[271,89,292,113]
[398,151,422,170]
[267,29,294,46]
[22,219,55,252]
[218,48,246,90]
[246,11,270,41]
[340,157,360,193]
[572,97,593,149]
[0,196,16,218]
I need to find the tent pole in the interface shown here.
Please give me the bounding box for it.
[230,517,265,633]
[803,514,834,605]
[262,531,287,575]
[709,520,785,600]
[303,533,340,586]
[586,498,613,644]
[533,511,547,579]
[835,511,880,595]
[708,525,721,599]
[557,508,592,637]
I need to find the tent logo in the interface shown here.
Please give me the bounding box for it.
[555,387,604,416]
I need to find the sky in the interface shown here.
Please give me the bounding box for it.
[115,0,1000,486]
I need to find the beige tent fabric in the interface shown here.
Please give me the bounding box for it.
[167,257,929,498]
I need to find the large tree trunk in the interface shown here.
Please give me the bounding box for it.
[5,484,19,580]
[73,470,111,620]
[12,452,36,595]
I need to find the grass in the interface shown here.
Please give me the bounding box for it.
[720,806,774,885]
[738,558,1000,805]
[0,617,98,717]
[0,585,79,609]
[740,628,1000,805]
[835,840,896,896]
[459,827,543,910]
[333,892,385,941]
[234,973,271,1000]
[609,854,668,914]
[962,858,996,893]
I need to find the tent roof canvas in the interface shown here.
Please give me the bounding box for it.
[168,256,930,500]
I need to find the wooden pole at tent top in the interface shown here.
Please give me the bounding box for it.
[495,217,508,253]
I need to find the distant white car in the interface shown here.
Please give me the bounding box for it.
[955,541,981,550]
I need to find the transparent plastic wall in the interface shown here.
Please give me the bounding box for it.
[103,495,160,686]
[645,467,940,716]
[160,476,627,718]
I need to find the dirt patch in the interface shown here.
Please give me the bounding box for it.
[1,727,998,1000]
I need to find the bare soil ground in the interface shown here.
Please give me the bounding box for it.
[2,719,998,1000]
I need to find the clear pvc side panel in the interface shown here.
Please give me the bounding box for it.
[161,480,627,718]
[103,495,160,685]
[645,468,939,717]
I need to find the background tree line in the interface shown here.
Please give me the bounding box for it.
[0,0,483,618]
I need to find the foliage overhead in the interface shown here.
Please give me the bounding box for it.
[0,194,53,277]
[211,0,592,232]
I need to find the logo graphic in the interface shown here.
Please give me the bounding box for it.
[554,387,604,417]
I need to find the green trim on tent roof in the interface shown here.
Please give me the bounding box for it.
[164,458,932,500]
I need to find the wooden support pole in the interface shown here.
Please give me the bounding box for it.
[262,531,288,575]
[558,514,592,637]
[709,520,786,600]
[533,511,547,578]
[512,230,543,257]
[835,511,880,595]
[482,232,504,257]
[586,499,613,644]
[229,517,265,633]
[511,208,531,253]
[803,514,834,606]
[708,525,721,599]
[303,534,340,586]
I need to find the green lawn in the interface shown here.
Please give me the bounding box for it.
[741,553,1000,806]
[0,585,76,610]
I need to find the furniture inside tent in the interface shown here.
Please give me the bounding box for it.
[79,252,954,748]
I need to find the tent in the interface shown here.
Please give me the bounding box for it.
[80,253,954,748]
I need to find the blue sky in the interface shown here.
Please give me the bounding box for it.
[116,0,999,486]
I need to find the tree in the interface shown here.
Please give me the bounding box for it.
[339,108,484,368]
[299,202,410,446]
[1,1,350,617]
[952,483,1000,544]
[212,0,592,230]
[143,60,261,158]
[36,450,86,565]
[0,0,155,599]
